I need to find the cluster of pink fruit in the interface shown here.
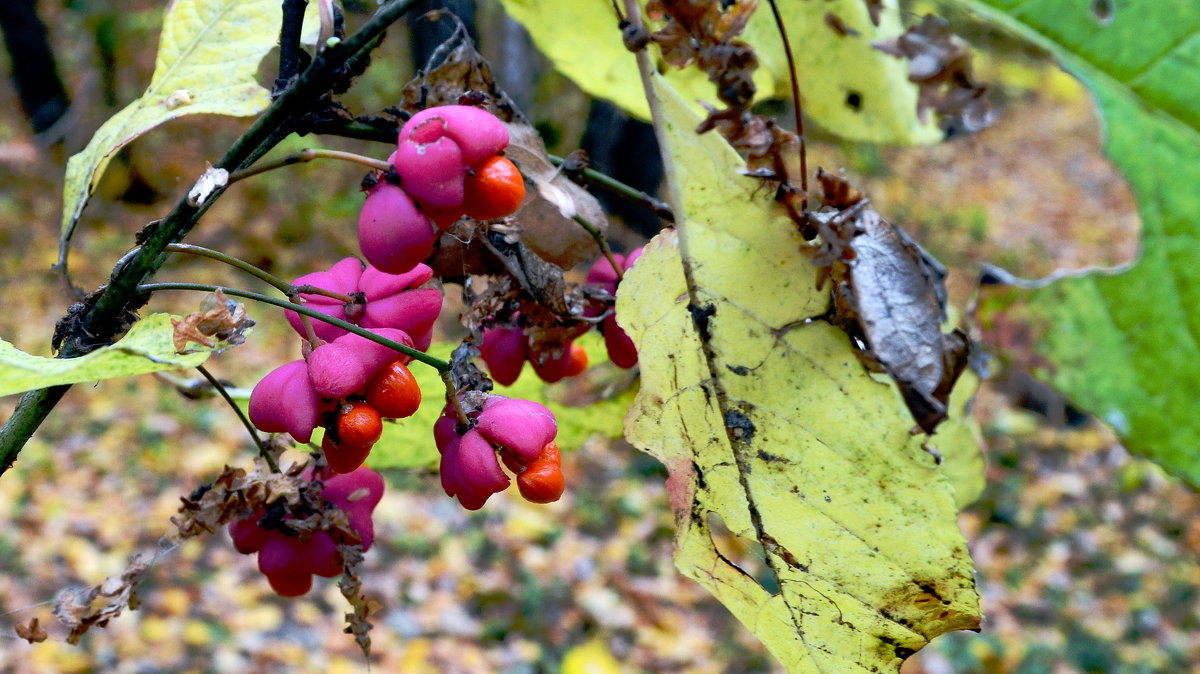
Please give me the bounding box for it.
[478,248,644,385]
[358,105,527,274]
[236,104,588,597]
[229,468,384,597]
[235,103,650,597]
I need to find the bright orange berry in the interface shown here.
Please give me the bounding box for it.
[366,360,422,419]
[463,156,526,220]
[564,342,589,377]
[516,442,564,504]
[322,433,373,474]
[337,401,383,449]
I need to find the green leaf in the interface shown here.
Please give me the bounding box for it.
[620,75,979,672]
[497,0,937,144]
[60,0,287,261]
[368,332,634,469]
[955,0,1200,485]
[0,314,213,397]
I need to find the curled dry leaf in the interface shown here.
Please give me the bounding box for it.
[171,288,255,353]
[399,17,525,123]
[15,617,48,644]
[812,171,971,433]
[873,14,994,136]
[53,552,153,644]
[503,123,611,269]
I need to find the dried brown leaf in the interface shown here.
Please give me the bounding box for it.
[873,15,995,136]
[169,458,306,541]
[15,617,47,644]
[502,123,610,269]
[337,544,373,656]
[52,552,153,644]
[813,172,971,433]
[172,288,255,353]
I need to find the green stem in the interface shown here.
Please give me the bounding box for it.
[228,148,392,184]
[293,284,357,305]
[195,364,279,473]
[167,243,360,306]
[137,282,450,372]
[166,243,293,294]
[572,214,624,283]
[441,370,470,426]
[548,153,674,223]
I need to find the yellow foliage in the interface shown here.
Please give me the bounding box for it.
[619,75,981,672]
[562,637,625,674]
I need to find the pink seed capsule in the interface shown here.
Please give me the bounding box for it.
[475,396,558,460]
[392,139,466,208]
[248,360,322,443]
[399,105,510,167]
[479,327,527,386]
[358,181,439,274]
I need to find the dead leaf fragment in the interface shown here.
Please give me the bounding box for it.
[873,14,994,136]
[813,171,971,432]
[15,617,48,643]
[171,288,254,353]
[53,552,153,644]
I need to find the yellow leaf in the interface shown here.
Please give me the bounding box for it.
[619,75,980,672]
[561,638,624,674]
[60,0,290,258]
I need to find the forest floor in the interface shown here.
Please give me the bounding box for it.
[0,3,1197,673]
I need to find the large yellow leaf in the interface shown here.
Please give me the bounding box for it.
[619,75,979,671]
[60,0,290,260]
[498,0,938,143]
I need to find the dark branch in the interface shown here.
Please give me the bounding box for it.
[275,0,310,95]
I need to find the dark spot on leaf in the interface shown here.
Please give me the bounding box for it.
[726,364,751,375]
[757,449,786,463]
[918,582,945,603]
[724,409,755,444]
[688,302,716,342]
[845,91,863,111]
[1091,0,1114,24]
[824,13,859,37]
[895,646,916,659]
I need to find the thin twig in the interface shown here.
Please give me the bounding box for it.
[195,364,279,472]
[293,284,358,304]
[765,0,807,207]
[228,148,392,184]
[167,243,359,304]
[572,214,623,283]
[441,371,471,426]
[166,243,293,294]
[549,153,674,222]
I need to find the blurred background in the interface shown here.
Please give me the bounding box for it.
[0,1,1195,672]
